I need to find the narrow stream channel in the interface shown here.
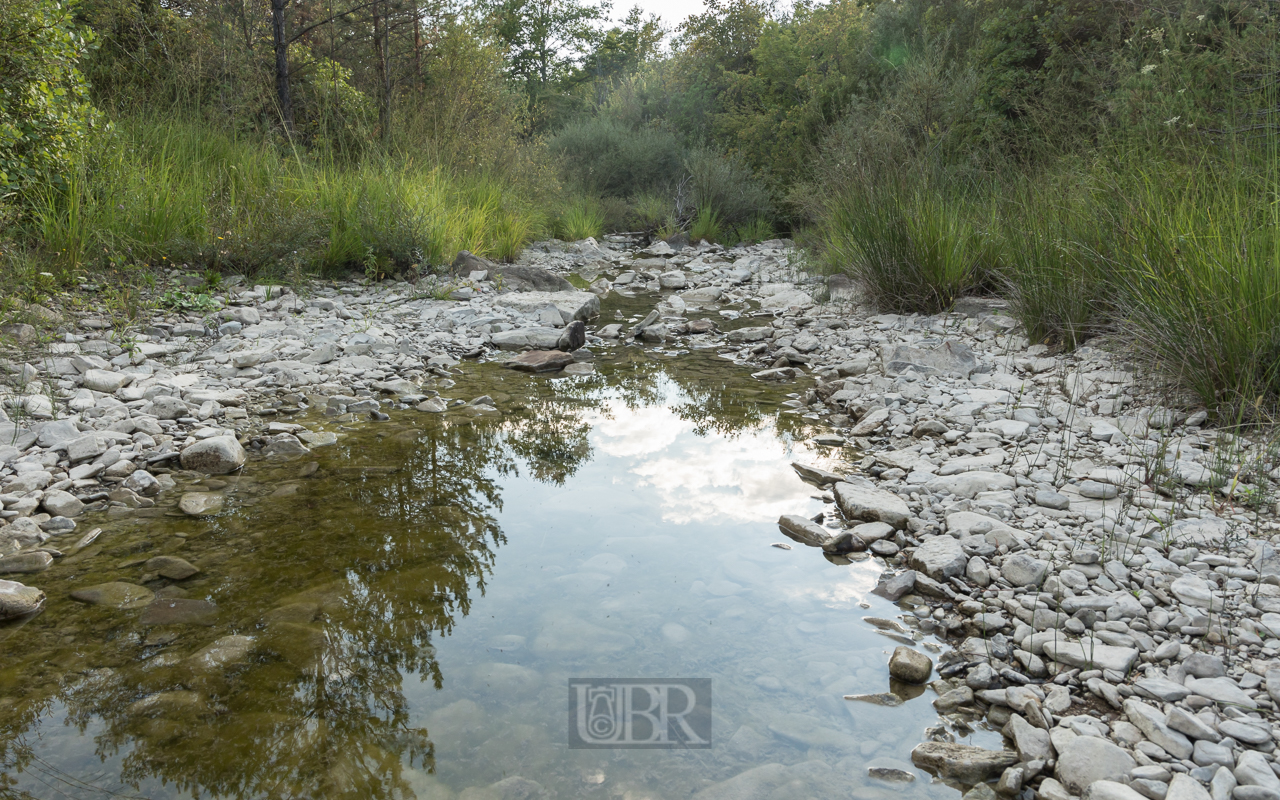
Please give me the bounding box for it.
[1,330,998,799]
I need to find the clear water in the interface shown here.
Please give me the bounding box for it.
[0,336,995,800]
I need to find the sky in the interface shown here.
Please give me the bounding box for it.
[613,0,705,28]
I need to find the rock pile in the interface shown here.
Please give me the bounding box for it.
[3,234,1279,800]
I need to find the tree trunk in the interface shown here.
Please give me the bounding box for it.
[372,0,391,144]
[272,0,294,133]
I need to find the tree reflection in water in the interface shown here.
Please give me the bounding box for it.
[0,351,812,800]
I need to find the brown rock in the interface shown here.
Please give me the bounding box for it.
[504,350,574,373]
[145,555,200,580]
[910,742,1018,784]
[139,598,217,626]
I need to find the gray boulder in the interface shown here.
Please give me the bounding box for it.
[0,579,46,619]
[180,435,246,474]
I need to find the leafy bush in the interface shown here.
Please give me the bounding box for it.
[548,117,685,199]
[0,0,97,198]
[685,147,773,230]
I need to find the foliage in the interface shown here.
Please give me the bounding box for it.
[27,115,548,278]
[823,179,993,315]
[0,0,97,198]
[555,197,605,240]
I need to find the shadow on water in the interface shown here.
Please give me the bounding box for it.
[0,345,979,800]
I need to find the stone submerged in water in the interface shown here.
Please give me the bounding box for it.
[70,581,155,609]
[910,742,1018,784]
[145,555,200,580]
[139,598,218,626]
[0,579,46,619]
[179,492,224,516]
[888,646,933,683]
[777,514,832,548]
[504,350,574,373]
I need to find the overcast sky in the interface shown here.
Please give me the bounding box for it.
[612,0,705,29]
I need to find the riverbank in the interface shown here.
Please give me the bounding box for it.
[3,237,1279,800]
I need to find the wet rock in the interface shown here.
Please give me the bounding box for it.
[504,350,574,373]
[123,469,161,496]
[180,435,246,474]
[833,482,910,528]
[873,570,916,600]
[910,742,1018,784]
[0,579,45,619]
[556,320,586,351]
[187,634,255,674]
[126,690,209,718]
[0,552,54,574]
[139,598,217,626]
[777,514,833,548]
[889,646,933,683]
[459,776,545,800]
[145,555,200,580]
[70,581,155,609]
[868,767,915,783]
[179,492,224,516]
[1055,734,1136,793]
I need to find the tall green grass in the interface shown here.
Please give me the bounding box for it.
[823,182,997,314]
[819,152,1280,418]
[28,115,547,278]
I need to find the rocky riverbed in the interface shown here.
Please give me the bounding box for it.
[3,235,1280,800]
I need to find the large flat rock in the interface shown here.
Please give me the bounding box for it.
[494,291,600,323]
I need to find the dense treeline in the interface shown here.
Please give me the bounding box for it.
[2,0,1279,413]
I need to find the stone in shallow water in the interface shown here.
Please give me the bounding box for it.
[888,646,933,683]
[298,430,337,447]
[504,350,574,373]
[70,581,155,609]
[187,634,255,674]
[0,579,46,619]
[139,598,217,626]
[0,551,54,574]
[145,555,200,580]
[180,435,246,475]
[833,481,910,528]
[910,742,1018,784]
[776,514,832,548]
[179,492,224,517]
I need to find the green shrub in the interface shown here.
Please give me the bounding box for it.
[548,117,685,199]
[1,0,98,198]
[685,147,773,229]
[997,180,1115,349]
[735,217,775,245]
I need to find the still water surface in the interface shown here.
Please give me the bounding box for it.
[1,344,992,800]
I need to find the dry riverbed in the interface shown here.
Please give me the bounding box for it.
[3,235,1280,800]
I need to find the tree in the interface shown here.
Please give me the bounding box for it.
[480,0,612,124]
[0,0,97,199]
